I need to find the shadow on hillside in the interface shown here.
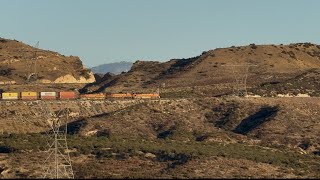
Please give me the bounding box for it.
[156,151,191,171]
[65,119,88,134]
[233,106,279,135]
[42,119,87,135]
[0,146,14,153]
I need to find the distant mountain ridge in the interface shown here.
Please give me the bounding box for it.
[91,61,133,75]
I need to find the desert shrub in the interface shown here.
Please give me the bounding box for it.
[307,51,313,57]
[0,67,14,76]
[195,134,209,142]
[250,43,258,49]
[288,51,297,59]
[80,69,91,79]
[96,129,110,137]
[157,126,176,139]
[0,146,14,153]
[298,139,312,150]
[313,150,320,156]
[303,43,313,48]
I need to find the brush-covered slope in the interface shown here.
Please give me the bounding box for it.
[0,97,319,178]
[86,43,320,95]
[0,37,95,84]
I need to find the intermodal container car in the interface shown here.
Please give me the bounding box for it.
[2,92,19,100]
[21,92,38,100]
[59,92,76,100]
[133,93,160,99]
[80,93,105,99]
[40,92,57,100]
[106,93,133,98]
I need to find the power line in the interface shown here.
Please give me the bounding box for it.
[222,63,258,97]
[20,41,41,84]
[41,101,74,179]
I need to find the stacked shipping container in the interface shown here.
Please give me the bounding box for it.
[40,92,57,100]
[21,92,38,100]
[2,92,19,100]
[59,92,76,99]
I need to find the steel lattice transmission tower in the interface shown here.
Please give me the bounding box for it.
[222,63,258,97]
[42,103,74,179]
[32,41,40,82]
[21,41,41,83]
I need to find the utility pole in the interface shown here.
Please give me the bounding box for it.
[222,63,257,97]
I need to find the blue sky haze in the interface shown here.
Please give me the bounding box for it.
[1,0,319,67]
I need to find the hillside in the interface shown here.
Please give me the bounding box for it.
[91,61,133,75]
[1,41,320,178]
[0,97,319,178]
[0,37,95,84]
[83,43,320,96]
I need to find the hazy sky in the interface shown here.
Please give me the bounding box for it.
[1,0,320,67]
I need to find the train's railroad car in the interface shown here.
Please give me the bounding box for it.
[106,93,133,99]
[2,92,19,100]
[80,93,105,100]
[59,91,77,100]
[133,93,160,99]
[21,92,38,100]
[40,92,57,100]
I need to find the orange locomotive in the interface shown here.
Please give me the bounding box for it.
[132,93,160,99]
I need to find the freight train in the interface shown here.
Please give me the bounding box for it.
[0,92,160,100]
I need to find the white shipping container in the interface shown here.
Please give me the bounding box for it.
[40,92,57,97]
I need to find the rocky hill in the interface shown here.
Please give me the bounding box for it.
[0,37,95,84]
[82,43,320,96]
[91,61,133,75]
